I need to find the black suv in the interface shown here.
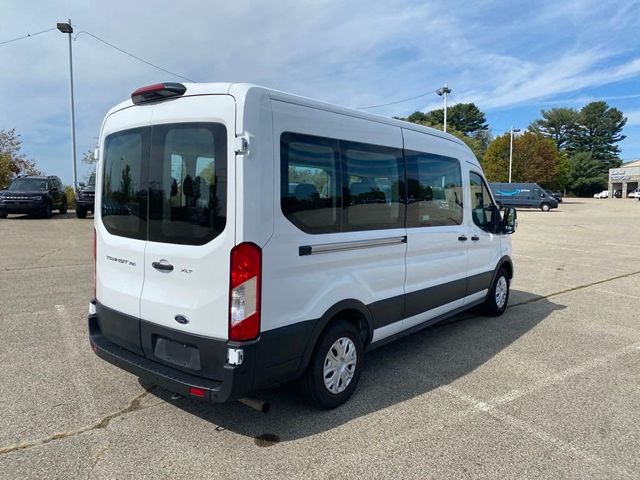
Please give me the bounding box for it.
[0,175,68,218]
[76,173,95,218]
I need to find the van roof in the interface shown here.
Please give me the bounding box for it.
[107,82,472,154]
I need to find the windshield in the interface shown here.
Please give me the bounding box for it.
[8,178,47,191]
[88,174,96,187]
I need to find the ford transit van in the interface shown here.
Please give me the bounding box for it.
[89,83,517,409]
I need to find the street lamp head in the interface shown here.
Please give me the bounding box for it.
[513,128,521,133]
[436,88,444,96]
[56,22,73,34]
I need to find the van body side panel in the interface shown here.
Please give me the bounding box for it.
[232,87,274,247]
[97,105,153,319]
[263,100,407,339]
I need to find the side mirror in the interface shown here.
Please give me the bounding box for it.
[502,207,517,234]
[79,182,86,188]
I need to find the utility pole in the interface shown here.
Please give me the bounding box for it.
[436,84,452,133]
[509,125,521,183]
[57,19,78,192]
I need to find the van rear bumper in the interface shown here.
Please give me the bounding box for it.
[88,311,254,403]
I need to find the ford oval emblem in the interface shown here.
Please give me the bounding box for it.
[175,315,189,325]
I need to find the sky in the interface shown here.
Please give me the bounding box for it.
[1,0,640,185]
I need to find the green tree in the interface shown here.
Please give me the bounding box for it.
[529,107,579,151]
[404,103,488,135]
[567,152,607,196]
[568,101,626,170]
[0,129,40,189]
[482,132,561,186]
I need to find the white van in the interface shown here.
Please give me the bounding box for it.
[89,82,517,409]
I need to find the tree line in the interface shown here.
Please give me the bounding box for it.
[399,101,627,196]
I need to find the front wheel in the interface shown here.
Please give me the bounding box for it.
[483,268,510,316]
[302,321,364,409]
[76,206,87,219]
[540,202,551,212]
[59,199,68,214]
[0,211,7,219]
[42,201,53,219]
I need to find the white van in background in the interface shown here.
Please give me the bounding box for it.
[89,82,517,409]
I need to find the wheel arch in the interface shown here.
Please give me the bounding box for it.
[297,299,373,377]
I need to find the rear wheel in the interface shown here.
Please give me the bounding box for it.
[483,268,510,316]
[0,212,7,219]
[540,202,551,212]
[302,320,363,409]
[59,198,68,214]
[76,206,87,219]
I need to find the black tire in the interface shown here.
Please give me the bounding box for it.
[302,320,364,409]
[483,268,510,316]
[0,211,7,219]
[42,201,53,219]
[540,202,551,212]
[76,206,87,219]
[59,198,68,214]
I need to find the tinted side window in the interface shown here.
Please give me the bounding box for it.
[148,123,227,246]
[280,133,341,234]
[406,151,463,227]
[343,142,404,231]
[102,128,148,240]
[470,171,495,232]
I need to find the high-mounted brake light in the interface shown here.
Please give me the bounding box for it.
[229,243,261,342]
[131,82,187,105]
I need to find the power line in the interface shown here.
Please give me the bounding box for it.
[357,90,439,110]
[0,27,57,46]
[74,29,196,82]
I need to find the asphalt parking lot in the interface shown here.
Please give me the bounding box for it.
[1,199,639,479]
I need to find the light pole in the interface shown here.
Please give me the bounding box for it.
[436,84,451,132]
[508,125,521,183]
[57,20,78,192]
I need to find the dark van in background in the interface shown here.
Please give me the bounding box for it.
[490,182,558,212]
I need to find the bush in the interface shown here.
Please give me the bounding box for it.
[65,185,76,209]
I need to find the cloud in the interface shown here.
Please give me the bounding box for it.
[2,0,640,181]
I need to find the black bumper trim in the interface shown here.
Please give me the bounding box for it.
[88,314,252,403]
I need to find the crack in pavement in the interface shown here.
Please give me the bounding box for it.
[0,389,154,456]
[1,262,92,272]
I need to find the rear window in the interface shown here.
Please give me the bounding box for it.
[149,123,227,245]
[101,123,227,245]
[102,128,148,240]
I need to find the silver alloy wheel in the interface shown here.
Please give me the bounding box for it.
[323,337,357,394]
[495,276,508,309]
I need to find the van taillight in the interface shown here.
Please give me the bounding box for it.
[93,228,97,298]
[229,243,261,341]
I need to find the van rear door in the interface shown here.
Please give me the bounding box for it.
[97,106,152,326]
[140,95,236,340]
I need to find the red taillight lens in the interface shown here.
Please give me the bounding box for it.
[93,228,97,298]
[229,243,261,341]
[131,82,187,104]
[188,387,206,398]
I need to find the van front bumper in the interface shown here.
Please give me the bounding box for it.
[88,306,255,403]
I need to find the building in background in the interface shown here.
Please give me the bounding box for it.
[609,159,640,197]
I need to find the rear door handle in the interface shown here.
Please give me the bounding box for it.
[471,235,480,241]
[152,261,174,272]
[458,235,468,242]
